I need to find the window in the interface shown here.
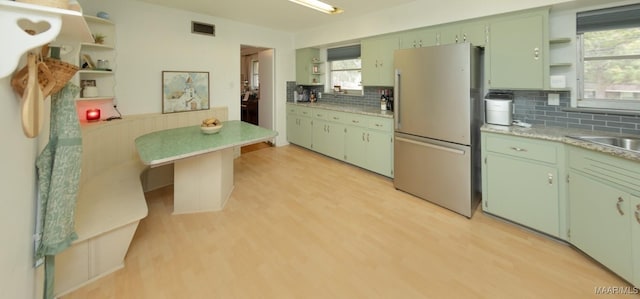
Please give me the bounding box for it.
[577,4,640,111]
[330,59,362,91]
[327,45,362,93]
[251,60,259,89]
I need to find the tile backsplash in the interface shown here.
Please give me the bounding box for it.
[286,82,640,135]
[286,81,391,108]
[508,90,640,135]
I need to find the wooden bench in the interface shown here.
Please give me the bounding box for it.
[53,107,228,297]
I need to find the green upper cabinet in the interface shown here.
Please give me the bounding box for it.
[399,28,438,49]
[487,9,549,89]
[361,36,399,87]
[459,21,488,46]
[436,21,487,46]
[296,47,322,85]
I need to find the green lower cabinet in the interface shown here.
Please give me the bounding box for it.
[287,105,393,177]
[481,132,562,238]
[345,126,368,168]
[312,119,345,161]
[569,171,634,283]
[365,130,393,177]
[286,114,312,149]
[344,126,393,177]
[484,153,559,236]
[633,196,640,287]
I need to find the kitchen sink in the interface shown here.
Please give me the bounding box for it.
[567,135,640,153]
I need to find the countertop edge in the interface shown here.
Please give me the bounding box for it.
[481,124,640,163]
[287,102,394,119]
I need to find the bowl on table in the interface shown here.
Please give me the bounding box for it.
[201,123,223,134]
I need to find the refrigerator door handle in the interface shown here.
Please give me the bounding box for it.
[396,137,465,155]
[394,69,401,130]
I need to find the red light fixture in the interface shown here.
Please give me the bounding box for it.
[86,109,101,122]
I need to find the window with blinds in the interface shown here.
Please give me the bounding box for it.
[328,45,362,93]
[576,4,640,111]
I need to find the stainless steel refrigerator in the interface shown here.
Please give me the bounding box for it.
[393,43,482,218]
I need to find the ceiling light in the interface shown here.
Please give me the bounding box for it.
[289,0,344,14]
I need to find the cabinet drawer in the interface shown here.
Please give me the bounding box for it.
[287,104,298,115]
[343,114,369,127]
[313,109,348,123]
[368,117,393,132]
[569,146,640,193]
[298,107,313,118]
[486,134,557,164]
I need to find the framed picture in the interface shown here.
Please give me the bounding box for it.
[162,71,210,114]
[81,54,95,69]
[80,79,96,87]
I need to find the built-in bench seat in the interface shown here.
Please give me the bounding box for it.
[54,160,148,295]
[53,107,228,297]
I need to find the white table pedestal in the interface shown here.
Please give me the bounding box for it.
[173,147,234,214]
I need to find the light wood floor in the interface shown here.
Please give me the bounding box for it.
[63,145,634,299]
[240,142,272,154]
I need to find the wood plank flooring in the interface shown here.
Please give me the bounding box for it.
[62,145,635,298]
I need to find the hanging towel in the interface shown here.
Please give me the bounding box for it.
[35,82,82,299]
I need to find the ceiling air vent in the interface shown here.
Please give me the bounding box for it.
[192,21,215,36]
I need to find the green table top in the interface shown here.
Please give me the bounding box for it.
[135,120,277,167]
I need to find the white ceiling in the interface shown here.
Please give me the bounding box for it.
[137,0,417,33]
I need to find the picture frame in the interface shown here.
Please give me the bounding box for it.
[162,71,210,114]
[81,54,95,69]
[80,79,96,88]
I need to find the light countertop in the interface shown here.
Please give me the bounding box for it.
[481,124,640,162]
[135,120,278,167]
[288,102,394,118]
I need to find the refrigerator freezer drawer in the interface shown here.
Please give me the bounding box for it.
[394,135,475,217]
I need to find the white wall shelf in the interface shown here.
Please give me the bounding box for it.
[77,96,113,101]
[0,1,92,78]
[80,43,115,50]
[78,70,113,75]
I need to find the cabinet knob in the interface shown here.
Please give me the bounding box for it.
[362,132,365,141]
[616,197,624,216]
[635,204,640,224]
[548,173,553,185]
[533,47,540,60]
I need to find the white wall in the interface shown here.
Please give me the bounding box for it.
[79,0,295,145]
[0,77,38,299]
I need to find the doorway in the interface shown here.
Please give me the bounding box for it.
[240,45,275,150]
